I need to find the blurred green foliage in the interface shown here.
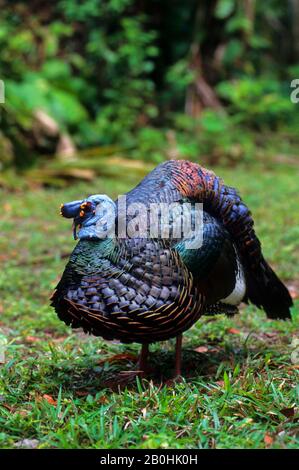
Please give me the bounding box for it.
[0,0,298,170]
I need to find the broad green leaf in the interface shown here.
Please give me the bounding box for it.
[215,0,235,19]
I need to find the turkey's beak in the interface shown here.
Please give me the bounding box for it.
[60,200,84,218]
[60,200,84,240]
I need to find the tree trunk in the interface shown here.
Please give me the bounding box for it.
[290,0,299,60]
[243,0,256,43]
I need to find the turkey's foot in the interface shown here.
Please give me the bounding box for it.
[101,370,143,390]
[164,375,184,387]
[113,367,152,386]
[128,343,153,376]
[106,344,152,388]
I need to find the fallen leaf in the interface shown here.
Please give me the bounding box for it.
[98,353,138,365]
[141,407,147,419]
[25,336,41,343]
[216,380,225,387]
[227,328,241,335]
[264,433,273,446]
[264,332,278,338]
[280,407,295,419]
[97,396,108,404]
[194,346,208,354]
[1,403,15,412]
[42,394,57,406]
[75,390,89,397]
[52,336,68,343]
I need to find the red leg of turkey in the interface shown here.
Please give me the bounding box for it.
[175,334,182,377]
[114,344,149,387]
[137,343,149,373]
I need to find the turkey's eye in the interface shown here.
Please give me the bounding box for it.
[79,201,93,218]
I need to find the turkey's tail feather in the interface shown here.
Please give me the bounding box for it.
[244,257,293,319]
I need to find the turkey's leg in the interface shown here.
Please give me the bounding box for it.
[174,334,183,377]
[116,344,150,385]
[137,343,149,373]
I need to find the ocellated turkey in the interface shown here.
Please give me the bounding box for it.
[51,160,292,377]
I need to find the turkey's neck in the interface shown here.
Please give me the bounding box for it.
[71,238,118,273]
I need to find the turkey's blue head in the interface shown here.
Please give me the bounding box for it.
[60,194,116,240]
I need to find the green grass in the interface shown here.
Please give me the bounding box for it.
[0,161,298,449]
